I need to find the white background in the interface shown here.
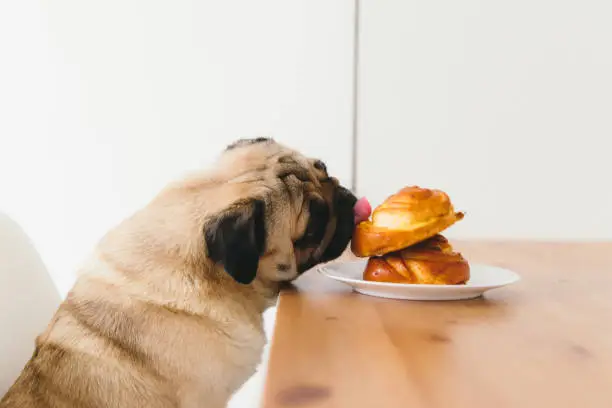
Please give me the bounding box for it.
[357,0,612,241]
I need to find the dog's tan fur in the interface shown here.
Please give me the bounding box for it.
[0,139,357,408]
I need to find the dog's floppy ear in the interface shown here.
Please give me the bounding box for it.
[204,199,266,284]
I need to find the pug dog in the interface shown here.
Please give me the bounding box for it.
[0,138,370,408]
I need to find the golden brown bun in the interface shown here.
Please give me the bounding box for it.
[351,186,464,257]
[363,235,470,285]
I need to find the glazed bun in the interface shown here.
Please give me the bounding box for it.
[351,186,464,257]
[363,235,469,285]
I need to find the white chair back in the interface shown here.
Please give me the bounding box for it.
[0,212,60,396]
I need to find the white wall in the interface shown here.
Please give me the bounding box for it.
[357,0,612,240]
[0,0,355,296]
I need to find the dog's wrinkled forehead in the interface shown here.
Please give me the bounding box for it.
[218,137,326,185]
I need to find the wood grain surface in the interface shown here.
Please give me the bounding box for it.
[261,241,612,408]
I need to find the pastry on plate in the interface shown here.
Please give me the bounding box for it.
[363,234,470,285]
[352,186,463,257]
[352,186,469,285]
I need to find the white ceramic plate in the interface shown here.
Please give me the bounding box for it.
[318,260,520,301]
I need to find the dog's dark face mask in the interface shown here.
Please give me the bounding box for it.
[294,185,357,273]
[204,138,357,285]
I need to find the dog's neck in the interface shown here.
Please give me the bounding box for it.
[200,263,280,314]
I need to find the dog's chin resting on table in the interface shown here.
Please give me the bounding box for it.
[0,138,359,408]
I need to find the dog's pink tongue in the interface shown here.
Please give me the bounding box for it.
[354,197,372,224]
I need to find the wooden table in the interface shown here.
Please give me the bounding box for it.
[261,242,612,408]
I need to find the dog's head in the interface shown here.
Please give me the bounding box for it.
[199,137,357,285]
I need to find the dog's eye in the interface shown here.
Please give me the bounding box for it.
[295,225,318,247]
[294,199,329,248]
